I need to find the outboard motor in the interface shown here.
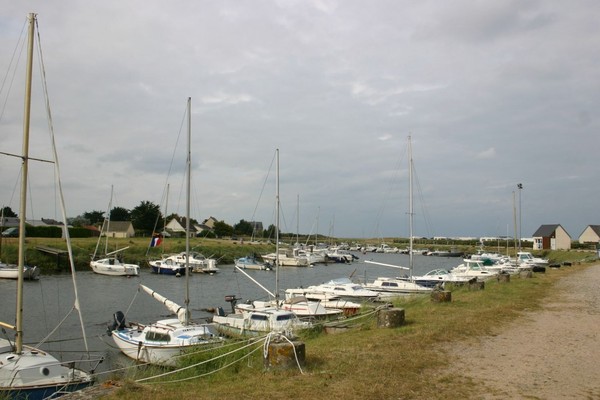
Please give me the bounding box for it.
[225,295,240,314]
[108,311,126,334]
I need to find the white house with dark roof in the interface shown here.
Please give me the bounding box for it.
[578,225,600,244]
[165,217,199,237]
[532,224,571,250]
[104,221,135,238]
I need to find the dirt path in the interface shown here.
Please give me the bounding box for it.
[450,264,600,399]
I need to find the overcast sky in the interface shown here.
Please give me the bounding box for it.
[1,1,598,240]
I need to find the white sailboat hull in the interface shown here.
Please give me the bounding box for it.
[0,339,93,399]
[111,318,221,367]
[90,258,140,276]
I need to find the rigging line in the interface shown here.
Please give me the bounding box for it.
[34,305,76,348]
[248,150,276,241]
[138,338,265,384]
[36,20,91,357]
[372,141,408,239]
[0,17,28,123]
[412,162,435,238]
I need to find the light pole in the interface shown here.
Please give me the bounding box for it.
[517,183,523,251]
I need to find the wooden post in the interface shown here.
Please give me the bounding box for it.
[431,290,452,303]
[497,273,510,283]
[377,307,405,328]
[469,280,485,291]
[264,339,305,370]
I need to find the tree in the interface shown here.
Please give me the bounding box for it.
[130,201,162,234]
[82,210,105,225]
[213,220,233,238]
[233,219,254,236]
[263,224,280,240]
[0,206,17,218]
[68,216,89,227]
[110,206,130,221]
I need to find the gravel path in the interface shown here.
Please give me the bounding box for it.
[450,264,600,399]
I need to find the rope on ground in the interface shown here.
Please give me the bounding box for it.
[136,336,267,384]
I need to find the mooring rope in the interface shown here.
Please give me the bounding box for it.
[136,336,266,384]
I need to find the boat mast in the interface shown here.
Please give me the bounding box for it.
[15,12,36,355]
[105,185,114,255]
[408,136,414,279]
[275,148,280,308]
[184,97,191,325]
[512,191,518,255]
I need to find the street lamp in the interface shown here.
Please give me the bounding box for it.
[517,183,523,251]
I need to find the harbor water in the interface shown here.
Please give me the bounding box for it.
[0,251,464,376]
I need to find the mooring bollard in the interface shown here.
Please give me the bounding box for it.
[377,307,405,328]
[263,338,305,370]
[430,290,452,303]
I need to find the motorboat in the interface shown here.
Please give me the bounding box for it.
[262,248,310,267]
[410,269,474,288]
[149,251,216,275]
[235,255,272,270]
[212,301,311,338]
[450,259,499,280]
[364,276,433,295]
[297,278,380,301]
[284,288,362,316]
[516,252,549,268]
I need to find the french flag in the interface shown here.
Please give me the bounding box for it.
[150,235,162,247]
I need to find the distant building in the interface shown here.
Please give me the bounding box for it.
[578,225,600,244]
[0,217,19,228]
[250,221,263,235]
[532,224,571,250]
[104,221,135,238]
[165,217,198,237]
[201,216,219,229]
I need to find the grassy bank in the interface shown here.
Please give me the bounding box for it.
[97,261,597,400]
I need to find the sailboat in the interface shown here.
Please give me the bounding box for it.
[212,150,313,336]
[0,13,95,398]
[364,136,433,295]
[90,186,140,276]
[110,98,222,366]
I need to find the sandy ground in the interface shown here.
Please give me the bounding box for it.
[450,264,600,399]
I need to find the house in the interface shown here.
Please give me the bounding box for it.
[104,221,135,238]
[532,224,571,250]
[0,217,19,228]
[578,225,600,244]
[165,217,198,237]
[201,216,219,229]
[250,221,263,235]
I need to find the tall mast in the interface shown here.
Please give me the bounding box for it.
[408,136,414,279]
[15,12,36,355]
[184,97,191,325]
[105,185,113,255]
[275,149,280,307]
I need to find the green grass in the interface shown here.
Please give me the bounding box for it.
[99,262,597,400]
